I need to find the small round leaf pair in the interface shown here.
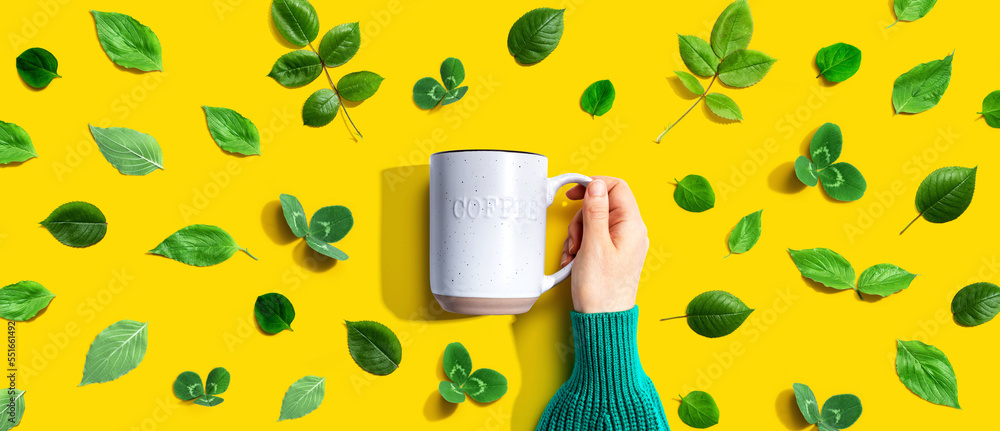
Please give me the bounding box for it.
[438,342,508,404]
[793,383,863,429]
[414,58,468,110]
[173,367,230,407]
[279,194,353,260]
[794,123,866,202]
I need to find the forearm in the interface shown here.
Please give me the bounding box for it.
[536,306,669,431]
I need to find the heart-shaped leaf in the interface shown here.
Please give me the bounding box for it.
[0,281,55,321]
[507,8,564,65]
[581,80,616,117]
[267,50,323,88]
[203,106,260,156]
[255,293,295,334]
[194,395,224,407]
[279,194,309,238]
[816,43,861,83]
[205,367,230,396]
[337,71,384,102]
[441,86,468,106]
[439,381,466,403]
[462,368,507,403]
[821,394,863,429]
[346,320,402,375]
[705,93,742,120]
[302,89,340,127]
[89,125,164,176]
[795,156,819,187]
[279,376,325,421]
[727,210,762,255]
[318,22,360,67]
[91,10,162,71]
[710,0,753,59]
[16,47,60,88]
[793,383,821,424]
[951,282,1000,327]
[40,201,107,247]
[718,49,775,88]
[788,248,856,290]
[809,123,842,169]
[270,0,320,47]
[309,205,353,243]
[150,225,254,267]
[678,391,720,428]
[413,77,447,109]
[903,166,976,234]
[443,342,472,386]
[440,57,465,91]
[673,175,715,213]
[306,236,349,260]
[0,120,36,165]
[895,339,959,408]
[678,35,718,77]
[173,371,204,401]
[819,162,866,202]
[80,320,148,385]
[857,264,916,297]
[678,290,753,338]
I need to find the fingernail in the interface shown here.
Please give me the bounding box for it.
[560,253,570,266]
[588,179,606,197]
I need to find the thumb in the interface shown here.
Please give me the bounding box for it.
[581,179,611,247]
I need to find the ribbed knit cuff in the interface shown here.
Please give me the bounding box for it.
[568,306,643,387]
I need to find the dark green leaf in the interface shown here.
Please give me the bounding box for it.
[89,125,164,176]
[309,205,353,243]
[150,224,252,267]
[279,376,325,421]
[0,120,36,165]
[302,89,340,127]
[678,35,719,77]
[809,122,842,169]
[318,22,360,67]
[979,90,1000,128]
[506,8,564,65]
[463,368,507,403]
[718,49,775,88]
[306,236,349,260]
[727,209,762,255]
[912,166,976,226]
[951,282,1000,327]
[816,43,861,82]
[678,391,720,428]
[443,342,472,386]
[0,281,55,321]
[173,371,204,401]
[267,50,323,88]
[895,339,959,408]
[581,80,615,117]
[892,52,953,114]
[820,394,862,429]
[205,367,230,396]
[279,194,308,237]
[675,71,705,95]
[270,0,320,47]
[441,86,468,106]
[194,395,224,407]
[788,248,855,290]
[793,383,820,424]
[682,291,753,338]
[673,175,715,212]
[704,93,742,120]
[857,264,916,297]
[413,77,446,109]
[255,293,295,334]
[892,0,938,25]
[439,381,466,403]
[440,57,465,91]
[710,0,753,59]
[795,156,819,187]
[203,106,260,156]
[819,162,866,202]
[80,320,148,385]
[346,320,402,375]
[337,71,384,102]
[90,10,162,71]
[16,47,60,88]
[40,201,107,247]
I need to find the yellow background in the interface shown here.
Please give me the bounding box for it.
[1,0,995,429]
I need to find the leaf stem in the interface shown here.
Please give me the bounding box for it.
[856,289,863,300]
[308,43,363,139]
[887,19,899,29]
[655,74,718,143]
[660,315,688,322]
[241,248,259,261]
[899,212,923,235]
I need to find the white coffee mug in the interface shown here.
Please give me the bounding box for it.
[429,150,591,315]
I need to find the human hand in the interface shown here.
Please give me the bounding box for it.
[560,177,649,314]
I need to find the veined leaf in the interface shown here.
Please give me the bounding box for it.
[710,0,753,59]
[462,368,507,403]
[337,71,384,102]
[794,156,819,187]
[676,290,753,338]
[0,120,36,165]
[892,0,938,26]
[255,293,295,334]
[705,93,742,120]
[302,89,340,127]
[0,389,25,431]
[678,35,718,77]
[270,0,320,47]
[727,209,762,255]
[205,367,231,396]
[978,90,1000,128]
[816,43,861,82]
[892,52,953,115]
[40,201,107,247]
[718,49,775,88]
[91,11,162,71]
[346,320,402,375]
[279,194,309,237]
[857,264,916,297]
[793,383,820,424]
[279,376,325,421]
[16,47,60,88]
[581,80,616,117]
[309,205,353,243]
[443,342,472,386]
[788,248,855,290]
[675,71,705,96]
[150,225,254,267]
[89,125,164,176]
[673,175,715,212]
[506,8,564,65]
[951,282,1000,327]
[0,281,55,321]
[267,50,323,88]
[80,320,148,385]
[203,106,261,156]
[678,391,720,428]
[895,339,959,408]
[908,166,976,231]
[318,22,360,67]
[819,162,866,202]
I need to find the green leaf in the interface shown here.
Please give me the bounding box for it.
[908,166,976,231]
[318,22,360,67]
[809,122,842,169]
[718,49,775,88]
[820,394,863,429]
[892,52,953,115]
[205,367,230,396]
[16,47,60,88]
[279,194,309,237]
[857,264,916,297]
[346,320,402,375]
[0,281,55,321]
[463,368,507,403]
[267,50,323,88]
[951,282,1000,327]
[673,175,715,212]
[40,201,107,248]
[88,125,164,176]
[0,120,36,165]
[150,224,253,267]
[895,339,959,409]
[0,389,25,431]
[710,0,753,59]
[309,205,353,243]
[90,11,162,71]
[441,86,468,106]
[80,320,148,385]
[819,162,866,202]
[302,89,340,127]
[892,0,938,25]
[439,381,466,403]
[795,156,819,187]
[815,43,861,82]
[788,248,855,290]
[704,93,742,120]
[306,236,349,260]
[506,8,565,65]
[793,383,821,424]
[270,0,320,47]
[337,71,384,102]
[255,293,295,334]
[817,423,838,431]
[680,290,753,338]
[979,90,1000,128]
[202,106,261,156]
[675,71,705,95]
[440,57,465,91]
[278,376,325,421]
[443,342,473,386]
[678,35,719,77]
[413,77,446,109]
[173,371,204,401]
[581,80,616,117]
[727,209,762,255]
[678,391,720,428]
[194,395,224,407]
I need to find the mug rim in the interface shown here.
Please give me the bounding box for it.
[432,149,545,158]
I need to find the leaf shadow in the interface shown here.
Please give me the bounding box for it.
[260,200,299,245]
[700,102,740,125]
[18,78,47,92]
[292,240,337,273]
[23,299,53,323]
[799,275,845,296]
[423,390,458,420]
[776,388,811,430]
[266,9,302,50]
[0,160,28,169]
[768,161,807,194]
[666,76,700,100]
[800,125,821,155]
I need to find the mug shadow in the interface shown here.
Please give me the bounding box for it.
[380,166,464,321]
[776,388,812,430]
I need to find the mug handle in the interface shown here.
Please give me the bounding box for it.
[540,173,593,294]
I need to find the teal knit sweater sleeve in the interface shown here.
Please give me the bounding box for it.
[536,306,669,431]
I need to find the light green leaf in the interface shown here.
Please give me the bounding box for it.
[718,49,775,88]
[443,342,472,386]
[710,0,753,59]
[507,8,564,65]
[892,0,938,26]
[88,125,163,176]
[150,224,254,267]
[16,47,60,88]
[194,395,224,407]
[820,394,863,429]
[462,368,507,403]
[895,339,959,408]
[704,93,742,120]
[279,194,308,237]
[80,320,148,385]
[270,0,320,47]
[675,71,705,96]
[346,320,402,375]
[318,22,360,67]
[857,264,916,297]
[0,120,36,165]
[727,209,762,255]
[267,50,323,88]
[302,89,340,127]
[581,80,616,117]
[278,376,325,421]
[979,91,1000,128]
[202,106,261,156]
[809,122,842,169]
[205,367,230,396]
[413,78,446,109]
[795,156,819,187]
[680,290,753,338]
[951,282,1000,327]
[678,35,719,77]
[173,371,204,401]
[905,166,976,233]
[40,201,107,248]
[308,205,353,243]
[441,86,468,106]
[439,381,466,403]
[0,281,55,321]
[678,391,720,428]
[892,52,953,115]
[816,43,862,82]
[793,383,820,424]
[255,293,295,334]
[0,389,25,431]
[788,248,855,290]
[337,71,384,102]
[440,57,465,91]
[819,162,866,202]
[305,236,349,260]
[673,175,715,212]
[91,10,162,71]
